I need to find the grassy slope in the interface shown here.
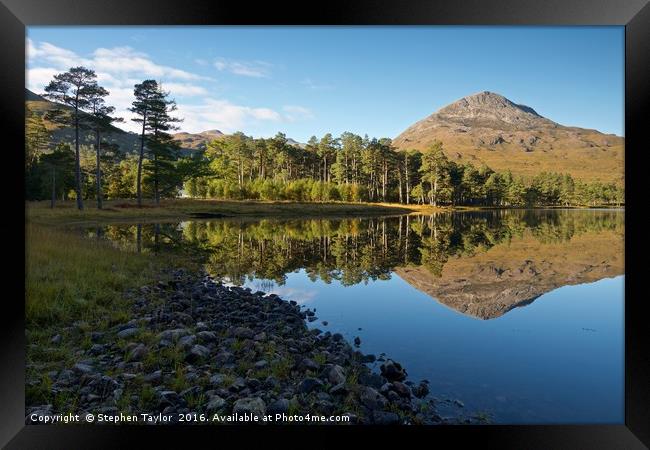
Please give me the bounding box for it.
[27,97,140,153]
[26,224,172,326]
[393,128,625,185]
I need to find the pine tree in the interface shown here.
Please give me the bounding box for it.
[130,80,162,206]
[144,84,182,204]
[86,85,122,209]
[44,66,99,210]
[419,141,450,206]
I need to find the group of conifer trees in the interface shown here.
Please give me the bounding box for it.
[25,66,624,209]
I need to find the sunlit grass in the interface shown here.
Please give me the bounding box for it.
[26,223,166,327]
[26,198,428,227]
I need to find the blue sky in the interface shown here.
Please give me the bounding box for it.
[26,26,624,141]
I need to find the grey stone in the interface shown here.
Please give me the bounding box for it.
[73,363,93,374]
[297,377,324,394]
[209,373,225,386]
[215,351,234,365]
[254,360,269,370]
[178,335,197,349]
[186,344,209,362]
[157,328,189,342]
[357,386,387,410]
[267,398,289,415]
[380,360,407,382]
[328,365,346,385]
[128,344,147,361]
[329,383,348,396]
[196,331,217,343]
[229,377,247,392]
[233,397,266,417]
[231,327,254,339]
[143,370,162,384]
[300,358,320,372]
[392,381,411,398]
[205,395,226,412]
[117,328,139,339]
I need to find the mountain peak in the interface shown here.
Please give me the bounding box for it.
[437,91,546,125]
[391,91,624,184]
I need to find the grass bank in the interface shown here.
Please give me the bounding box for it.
[27,198,621,228]
[26,223,176,326]
[26,198,444,227]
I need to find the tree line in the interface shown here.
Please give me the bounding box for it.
[25,66,624,209]
[185,133,623,207]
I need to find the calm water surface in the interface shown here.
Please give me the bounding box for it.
[87,209,624,424]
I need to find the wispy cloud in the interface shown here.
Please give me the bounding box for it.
[283,105,315,122]
[301,77,334,90]
[161,82,208,97]
[214,58,272,78]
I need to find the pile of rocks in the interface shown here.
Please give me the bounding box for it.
[27,269,466,425]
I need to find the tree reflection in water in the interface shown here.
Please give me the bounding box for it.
[86,209,624,289]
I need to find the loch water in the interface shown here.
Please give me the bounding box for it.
[86,209,624,423]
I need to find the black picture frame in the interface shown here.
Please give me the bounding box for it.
[2,0,648,448]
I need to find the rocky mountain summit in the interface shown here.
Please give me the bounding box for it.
[433,91,555,131]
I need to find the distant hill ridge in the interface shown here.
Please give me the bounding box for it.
[26,88,307,153]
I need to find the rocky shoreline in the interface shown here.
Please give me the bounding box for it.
[27,269,476,425]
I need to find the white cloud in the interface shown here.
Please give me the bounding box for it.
[27,39,86,68]
[162,82,208,97]
[214,58,272,78]
[26,67,59,93]
[27,40,207,82]
[177,98,281,134]
[26,39,290,135]
[91,47,205,81]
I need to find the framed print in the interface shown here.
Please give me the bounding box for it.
[1,0,648,448]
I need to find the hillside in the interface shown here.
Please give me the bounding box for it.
[172,129,225,151]
[392,91,624,184]
[394,226,624,320]
[27,89,305,153]
[171,131,307,151]
[26,88,141,153]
